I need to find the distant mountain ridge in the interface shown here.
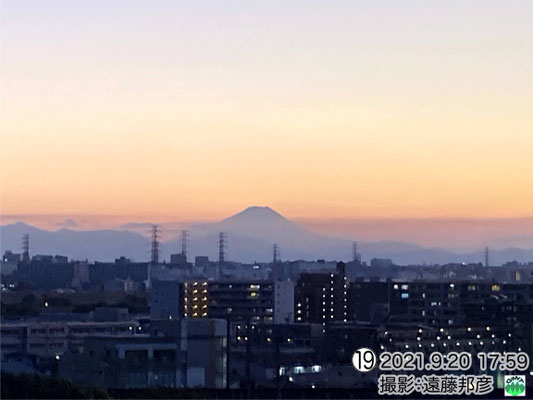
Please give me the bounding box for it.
[0,221,150,261]
[1,207,532,265]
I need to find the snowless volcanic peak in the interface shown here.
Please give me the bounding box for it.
[223,206,287,223]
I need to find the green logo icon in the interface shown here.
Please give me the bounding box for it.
[504,375,526,397]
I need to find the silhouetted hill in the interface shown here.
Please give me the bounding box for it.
[0,222,149,262]
[1,208,532,264]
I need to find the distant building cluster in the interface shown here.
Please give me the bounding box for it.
[1,233,532,391]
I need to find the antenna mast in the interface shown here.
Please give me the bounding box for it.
[181,230,188,262]
[218,232,227,265]
[352,241,361,263]
[22,234,30,262]
[151,225,160,264]
[273,244,280,263]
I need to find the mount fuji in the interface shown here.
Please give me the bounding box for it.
[1,206,532,264]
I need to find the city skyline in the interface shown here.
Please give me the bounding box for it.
[2,1,533,223]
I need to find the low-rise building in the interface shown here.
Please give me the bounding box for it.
[1,320,138,358]
[183,279,294,324]
[59,318,227,389]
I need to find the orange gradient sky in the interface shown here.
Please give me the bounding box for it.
[1,1,533,221]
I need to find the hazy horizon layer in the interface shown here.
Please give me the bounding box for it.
[2,212,532,251]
